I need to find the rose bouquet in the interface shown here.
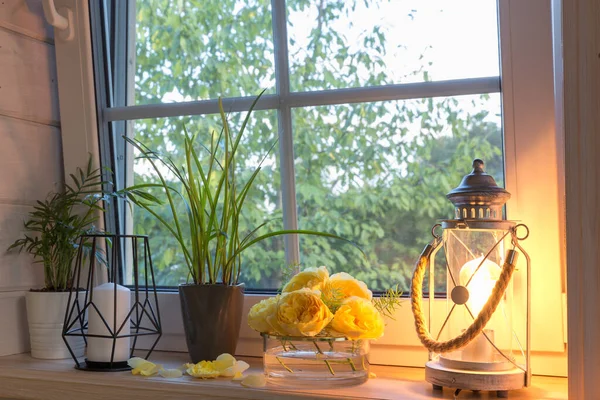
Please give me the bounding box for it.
[248,266,387,340]
[248,266,400,385]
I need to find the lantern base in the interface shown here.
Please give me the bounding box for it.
[439,355,515,372]
[425,360,525,395]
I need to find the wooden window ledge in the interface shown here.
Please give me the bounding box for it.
[0,352,567,399]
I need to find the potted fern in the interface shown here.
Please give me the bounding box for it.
[124,92,360,362]
[8,158,111,359]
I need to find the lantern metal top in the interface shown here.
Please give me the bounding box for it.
[446,159,510,221]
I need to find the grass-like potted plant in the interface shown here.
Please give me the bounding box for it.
[8,158,111,359]
[123,92,360,362]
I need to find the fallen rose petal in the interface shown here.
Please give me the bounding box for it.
[129,358,160,376]
[127,357,150,369]
[216,353,236,363]
[236,360,250,372]
[181,363,194,371]
[214,353,236,371]
[159,368,183,378]
[222,360,250,377]
[187,368,220,379]
[232,372,245,381]
[368,372,377,379]
[241,374,267,388]
[138,363,161,376]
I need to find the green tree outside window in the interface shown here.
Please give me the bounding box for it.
[132,0,503,291]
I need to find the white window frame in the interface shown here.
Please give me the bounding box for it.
[50,0,566,376]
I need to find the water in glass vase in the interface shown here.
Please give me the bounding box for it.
[262,334,370,387]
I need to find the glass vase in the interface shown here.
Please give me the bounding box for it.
[262,333,370,387]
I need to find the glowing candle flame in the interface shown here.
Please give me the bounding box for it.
[459,256,501,317]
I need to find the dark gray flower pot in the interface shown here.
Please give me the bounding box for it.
[179,283,245,362]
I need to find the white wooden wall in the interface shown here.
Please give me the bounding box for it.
[0,0,63,355]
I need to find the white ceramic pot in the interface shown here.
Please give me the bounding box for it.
[26,291,85,359]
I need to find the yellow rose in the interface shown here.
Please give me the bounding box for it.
[282,266,329,293]
[330,296,384,340]
[276,289,333,336]
[322,272,372,302]
[247,295,282,334]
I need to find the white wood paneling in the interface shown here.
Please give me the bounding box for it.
[561,0,600,398]
[0,0,53,43]
[0,115,62,203]
[0,291,29,356]
[0,28,59,126]
[0,0,63,358]
[0,204,44,290]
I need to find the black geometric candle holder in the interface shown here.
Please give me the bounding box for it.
[62,234,162,371]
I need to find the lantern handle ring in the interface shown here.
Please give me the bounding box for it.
[513,224,530,241]
[431,223,442,239]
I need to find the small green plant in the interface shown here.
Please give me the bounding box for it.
[372,285,403,320]
[278,263,301,294]
[320,285,345,314]
[123,91,363,285]
[8,157,112,291]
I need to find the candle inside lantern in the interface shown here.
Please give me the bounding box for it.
[458,256,502,363]
[459,256,501,317]
[87,283,131,362]
[462,329,495,362]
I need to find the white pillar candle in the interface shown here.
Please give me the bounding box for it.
[87,283,131,362]
[462,329,495,363]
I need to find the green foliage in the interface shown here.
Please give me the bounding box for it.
[321,286,345,315]
[8,157,112,291]
[132,0,504,291]
[278,263,301,294]
[373,285,404,320]
[124,94,363,285]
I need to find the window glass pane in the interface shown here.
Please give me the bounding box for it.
[130,110,283,288]
[287,0,499,91]
[293,94,503,292]
[135,0,275,104]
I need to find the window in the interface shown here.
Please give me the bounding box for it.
[97,0,503,292]
[53,0,565,374]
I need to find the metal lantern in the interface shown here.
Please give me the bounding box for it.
[62,234,162,371]
[411,159,530,398]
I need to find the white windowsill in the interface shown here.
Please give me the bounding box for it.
[0,352,567,399]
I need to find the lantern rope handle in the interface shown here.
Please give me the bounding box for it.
[410,238,519,354]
